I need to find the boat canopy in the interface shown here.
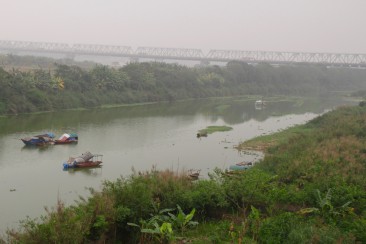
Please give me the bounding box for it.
[57,133,78,141]
[35,133,55,138]
[72,151,93,163]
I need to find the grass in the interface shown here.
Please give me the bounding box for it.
[99,101,158,109]
[236,125,313,152]
[198,125,233,136]
[183,220,232,243]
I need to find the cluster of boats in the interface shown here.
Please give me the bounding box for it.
[21,132,103,170]
[21,133,78,146]
[21,130,253,173]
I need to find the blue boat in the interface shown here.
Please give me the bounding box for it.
[229,161,253,171]
[63,152,103,170]
[21,133,55,146]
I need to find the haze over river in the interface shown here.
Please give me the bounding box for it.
[0,96,356,232]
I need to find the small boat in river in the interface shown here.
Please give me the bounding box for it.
[21,133,55,146]
[229,161,253,171]
[55,133,78,144]
[255,100,266,110]
[63,152,103,169]
[188,169,201,180]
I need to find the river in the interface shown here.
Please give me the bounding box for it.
[0,96,356,232]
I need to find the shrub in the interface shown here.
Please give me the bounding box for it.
[189,180,229,217]
[222,168,276,209]
[258,212,299,243]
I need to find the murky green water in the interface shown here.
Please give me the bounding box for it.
[0,96,356,231]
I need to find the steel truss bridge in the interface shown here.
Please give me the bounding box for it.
[0,40,365,67]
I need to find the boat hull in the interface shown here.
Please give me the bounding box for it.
[229,165,251,171]
[21,133,55,146]
[63,161,102,169]
[229,162,253,171]
[55,140,78,145]
[21,139,53,146]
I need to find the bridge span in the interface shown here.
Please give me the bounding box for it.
[0,40,365,67]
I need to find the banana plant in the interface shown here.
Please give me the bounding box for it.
[128,205,198,242]
[298,188,353,220]
[168,205,198,235]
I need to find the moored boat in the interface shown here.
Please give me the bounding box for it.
[63,151,103,169]
[229,161,253,171]
[255,100,266,110]
[255,100,265,105]
[70,161,102,168]
[55,133,78,144]
[21,133,55,146]
[188,169,201,180]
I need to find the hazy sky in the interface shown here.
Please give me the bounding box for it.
[1,0,365,53]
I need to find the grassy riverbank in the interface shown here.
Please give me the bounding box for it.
[3,104,366,243]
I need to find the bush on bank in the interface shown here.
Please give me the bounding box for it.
[2,60,366,115]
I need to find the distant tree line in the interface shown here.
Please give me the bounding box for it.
[1,58,366,115]
[0,54,95,71]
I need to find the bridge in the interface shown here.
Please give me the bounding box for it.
[0,40,365,67]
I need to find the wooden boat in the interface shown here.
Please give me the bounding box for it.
[229,161,253,171]
[21,133,55,146]
[71,161,102,168]
[188,169,201,180]
[55,133,78,144]
[63,152,103,169]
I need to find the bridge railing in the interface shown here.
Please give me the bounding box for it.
[0,40,365,66]
[136,47,204,59]
[72,44,133,55]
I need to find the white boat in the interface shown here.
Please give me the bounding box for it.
[255,100,265,106]
[255,100,266,109]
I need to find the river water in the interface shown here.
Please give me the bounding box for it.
[0,96,355,232]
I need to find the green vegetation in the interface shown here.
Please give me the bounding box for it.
[3,104,366,243]
[128,205,198,243]
[236,125,313,151]
[198,125,233,137]
[1,55,366,115]
[0,54,96,71]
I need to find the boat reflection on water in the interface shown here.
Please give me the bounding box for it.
[21,144,55,152]
[63,166,102,177]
